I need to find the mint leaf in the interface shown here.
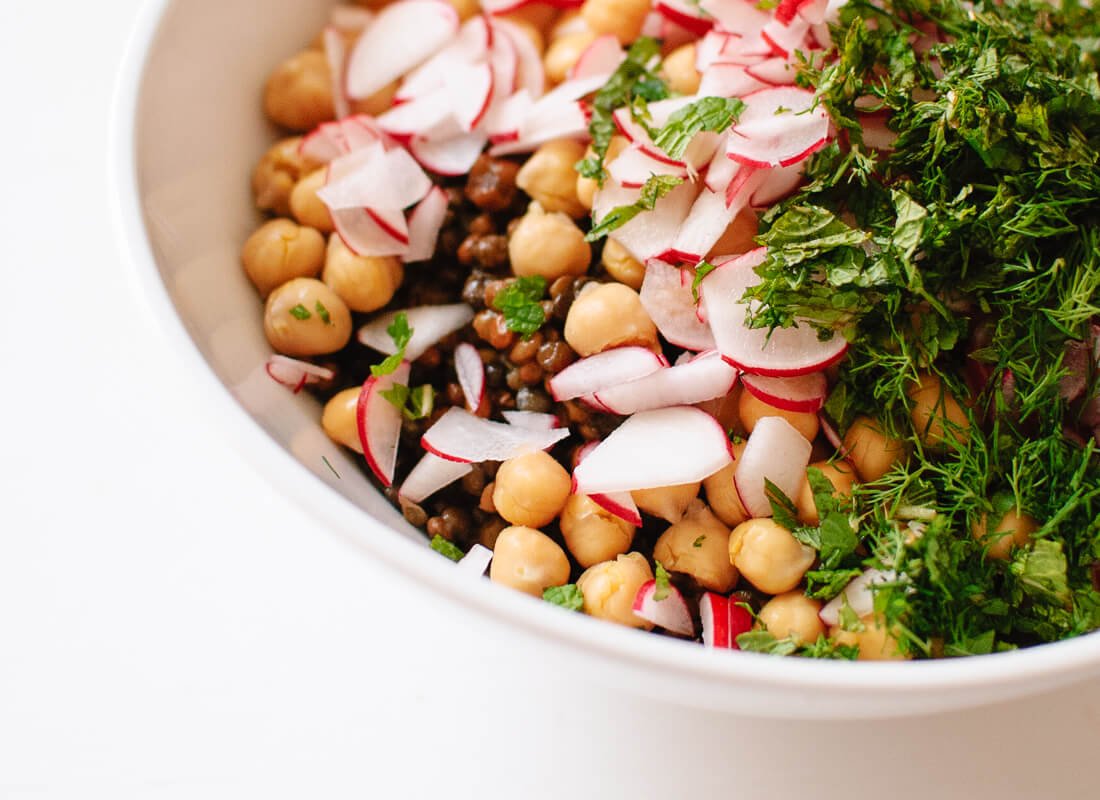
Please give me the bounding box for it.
[543,584,585,611]
[652,96,744,159]
[431,535,464,562]
[492,276,547,337]
[654,561,671,601]
[586,174,683,241]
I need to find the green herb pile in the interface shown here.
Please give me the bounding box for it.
[751,0,1100,656]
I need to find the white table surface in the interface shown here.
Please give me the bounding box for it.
[2,2,1100,798]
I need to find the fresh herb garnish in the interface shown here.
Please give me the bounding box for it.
[544,583,585,611]
[314,300,332,325]
[585,174,684,241]
[371,312,413,377]
[289,304,311,321]
[736,631,859,660]
[431,535,464,562]
[321,455,341,479]
[492,276,547,337]
[654,561,672,601]
[380,382,435,421]
[692,535,706,548]
[691,260,717,302]
[652,96,745,160]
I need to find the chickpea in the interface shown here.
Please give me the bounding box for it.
[842,415,907,483]
[349,79,400,116]
[728,518,816,594]
[631,482,699,524]
[264,278,352,357]
[321,387,363,453]
[707,209,759,260]
[251,137,316,217]
[504,18,546,54]
[972,508,1038,561]
[289,169,335,234]
[704,455,750,529]
[758,591,825,644]
[499,3,557,33]
[581,0,650,44]
[516,140,589,219]
[795,460,857,526]
[653,503,737,593]
[446,0,481,21]
[551,10,583,38]
[908,373,971,450]
[699,385,744,434]
[738,391,820,442]
[560,494,636,567]
[509,203,592,280]
[492,450,572,528]
[575,136,628,210]
[263,49,334,131]
[830,615,908,661]
[241,219,325,297]
[544,31,597,85]
[489,526,571,597]
[322,235,403,313]
[660,43,701,94]
[601,238,645,289]
[576,552,654,629]
[564,282,658,356]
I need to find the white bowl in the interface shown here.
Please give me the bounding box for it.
[111,0,1100,721]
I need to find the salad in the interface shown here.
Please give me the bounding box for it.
[242,0,1100,660]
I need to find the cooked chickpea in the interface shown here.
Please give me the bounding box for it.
[289,169,335,233]
[908,372,971,450]
[322,235,404,313]
[321,387,363,453]
[830,615,908,660]
[263,49,334,131]
[660,43,701,94]
[842,415,907,483]
[349,79,399,116]
[500,3,557,33]
[544,31,597,85]
[653,503,738,593]
[972,508,1039,560]
[560,494,636,567]
[516,140,588,219]
[489,526,571,597]
[241,219,325,297]
[704,459,750,529]
[492,450,572,528]
[504,17,546,54]
[728,518,816,594]
[738,391,820,442]
[264,278,352,357]
[576,552,654,629]
[251,137,315,217]
[446,0,481,21]
[575,136,628,210]
[632,482,699,523]
[795,460,857,526]
[564,282,658,356]
[758,591,825,644]
[601,238,645,289]
[508,203,592,281]
[581,0,650,44]
[707,209,759,259]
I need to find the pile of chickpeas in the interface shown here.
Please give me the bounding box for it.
[242,0,1034,660]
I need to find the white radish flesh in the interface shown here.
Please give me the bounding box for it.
[548,346,668,401]
[600,179,698,263]
[501,410,559,430]
[639,259,716,352]
[589,492,644,527]
[457,543,494,575]
[358,304,475,361]
[655,0,713,36]
[332,208,409,258]
[356,361,411,486]
[454,342,486,412]
[400,451,474,503]
[700,592,731,648]
[421,407,569,463]
[319,144,432,210]
[819,569,894,626]
[608,145,689,188]
[594,352,738,415]
[741,372,827,413]
[733,415,812,517]
[403,185,450,262]
[569,34,624,79]
[265,355,335,392]
[727,86,831,168]
[632,579,695,636]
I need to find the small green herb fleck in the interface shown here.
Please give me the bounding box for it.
[321,456,341,479]
[692,535,706,548]
[691,260,717,302]
[492,276,547,337]
[586,174,683,241]
[381,382,435,420]
[431,534,464,562]
[371,312,413,377]
[314,300,331,325]
[544,583,585,611]
[289,304,311,321]
[654,561,672,601]
[652,96,744,160]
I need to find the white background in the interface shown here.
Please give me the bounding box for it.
[2,2,1100,798]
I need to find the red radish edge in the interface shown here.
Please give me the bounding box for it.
[632,579,694,636]
[454,342,485,413]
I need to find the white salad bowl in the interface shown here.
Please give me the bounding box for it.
[111,0,1100,723]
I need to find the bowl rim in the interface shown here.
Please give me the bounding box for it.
[109,0,1100,702]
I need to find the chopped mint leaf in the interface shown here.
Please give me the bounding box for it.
[692,535,706,548]
[492,276,547,337]
[289,304,311,321]
[371,312,414,377]
[652,96,744,159]
[654,561,671,601]
[586,174,683,241]
[431,534,464,562]
[544,583,585,611]
[764,478,801,531]
[314,300,332,325]
[691,260,717,302]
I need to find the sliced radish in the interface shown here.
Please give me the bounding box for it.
[332,208,408,258]
[322,26,351,120]
[728,601,754,648]
[700,592,732,648]
[365,206,410,245]
[570,34,625,80]
[421,407,570,463]
[744,57,798,86]
[490,18,545,98]
[450,61,496,131]
[612,97,720,168]
[346,0,460,99]
[750,162,803,206]
[639,260,716,351]
[594,351,739,415]
[589,491,644,527]
[655,0,713,36]
[819,412,847,455]
[572,407,733,495]
[548,346,668,401]
[484,89,533,141]
[698,63,768,99]
[358,304,475,361]
[703,134,739,193]
[699,0,772,37]
[666,169,766,264]
[760,17,812,58]
[457,543,494,575]
[501,410,560,430]
[741,372,827,413]
[600,179,698,263]
[454,342,486,413]
[403,185,449,262]
[608,146,689,189]
[633,579,694,636]
[319,144,432,211]
[300,115,389,164]
[265,355,335,392]
[727,86,831,168]
[356,361,411,486]
[819,569,894,626]
[400,451,474,503]
[489,100,589,156]
[733,415,812,517]
[397,16,492,102]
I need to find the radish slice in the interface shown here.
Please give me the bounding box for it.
[346,0,460,99]
[612,97,720,168]
[744,57,798,86]
[501,410,559,430]
[608,146,689,188]
[819,569,894,626]
[421,407,570,463]
[703,134,739,193]
[572,407,733,495]
[450,61,496,131]
[700,247,848,376]
[700,592,732,648]
[319,144,432,210]
[728,601,754,648]
[727,86,831,168]
[655,0,713,36]
[741,372,827,413]
[698,63,769,99]
[633,579,695,636]
[457,543,494,575]
[397,16,492,102]
[639,260,716,352]
[484,89,533,141]
[403,185,449,262]
[548,346,668,401]
[376,89,461,139]
[750,162,803,206]
[819,412,847,455]
[589,492,644,527]
[599,179,698,263]
[365,206,410,245]
[760,17,812,58]
[733,415,812,517]
[322,26,351,120]
[699,0,772,37]
[667,169,766,264]
[400,451,474,503]
[356,361,411,487]
[454,342,486,412]
[488,100,589,156]
[570,34,625,79]
[490,18,545,98]
[858,113,897,151]
[358,304,475,361]
[594,351,738,415]
[265,355,335,392]
[332,208,409,258]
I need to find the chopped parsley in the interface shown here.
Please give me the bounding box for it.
[492,276,547,337]
[652,96,745,160]
[736,631,859,660]
[691,260,717,302]
[692,535,706,548]
[314,300,332,325]
[289,304,311,321]
[380,382,435,421]
[585,174,684,241]
[654,561,672,601]
[430,535,464,562]
[543,583,585,611]
[371,312,413,377]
